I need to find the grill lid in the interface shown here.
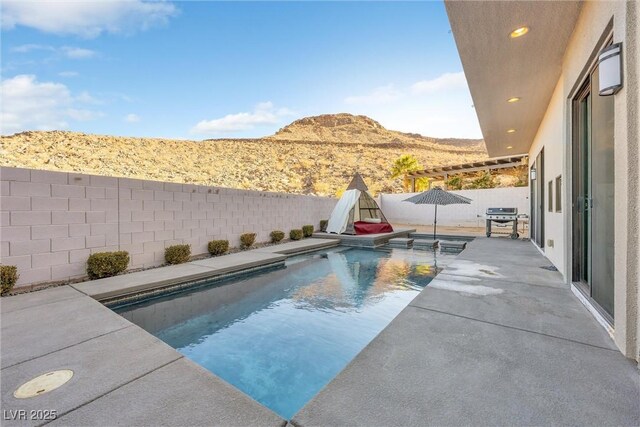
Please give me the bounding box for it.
[486,207,518,215]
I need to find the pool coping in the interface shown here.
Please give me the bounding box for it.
[71,238,340,302]
[100,261,287,308]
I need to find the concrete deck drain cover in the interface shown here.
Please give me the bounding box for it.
[14,370,74,398]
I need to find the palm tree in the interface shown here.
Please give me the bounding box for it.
[391,154,429,192]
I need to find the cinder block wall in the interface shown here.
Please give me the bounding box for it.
[0,167,336,287]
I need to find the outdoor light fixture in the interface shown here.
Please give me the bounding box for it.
[530,168,537,180]
[598,42,623,96]
[507,97,521,103]
[507,129,517,133]
[510,26,529,38]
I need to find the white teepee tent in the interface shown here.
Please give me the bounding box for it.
[326,173,393,235]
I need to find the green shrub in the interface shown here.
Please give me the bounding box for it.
[445,175,463,190]
[290,229,303,240]
[1,265,19,295]
[319,220,328,232]
[466,171,497,189]
[240,233,256,248]
[86,251,129,280]
[302,225,314,237]
[208,240,229,256]
[165,244,191,265]
[270,230,285,243]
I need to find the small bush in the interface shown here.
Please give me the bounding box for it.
[240,233,256,248]
[208,240,229,256]
[445,175,463,190]
[270,230,285,243]
[165,244,191,265]
[290,229,303,240]
[466,171,497,189]
[87,251,129,280]
[319,220,328,232]
[302,225,314,237]
[1,265,19,295]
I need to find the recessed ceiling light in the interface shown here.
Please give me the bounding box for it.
[507,129,517,133]
[507,97,521,103]
[507,146,513,149]
[510,26,529,38]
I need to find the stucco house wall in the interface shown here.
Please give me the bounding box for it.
[528,79,566,277]
[528,0,639,359]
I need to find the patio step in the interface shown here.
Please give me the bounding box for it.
[387,238,414,248]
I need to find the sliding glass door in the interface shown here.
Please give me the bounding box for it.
[572,60,615,320]
[530,149,545,248]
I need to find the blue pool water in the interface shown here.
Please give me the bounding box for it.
[115,247,448,419]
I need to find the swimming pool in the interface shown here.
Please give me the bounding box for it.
[115,246,452,419]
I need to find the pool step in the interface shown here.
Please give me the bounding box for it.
[387,238,414,248]
[413,239,439,249]
[409,232,476,242]
[440,240,467,253]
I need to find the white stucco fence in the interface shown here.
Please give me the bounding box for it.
[379,187,529,227]
[0,167,336,288]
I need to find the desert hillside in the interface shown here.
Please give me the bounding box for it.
[0,113,490,196]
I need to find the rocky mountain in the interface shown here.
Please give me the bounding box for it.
[269,113,486,149]
[0,114,490,196]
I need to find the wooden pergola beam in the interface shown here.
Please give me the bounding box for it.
[408,159,525,179]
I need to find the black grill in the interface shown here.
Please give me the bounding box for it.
[485,208,519,239]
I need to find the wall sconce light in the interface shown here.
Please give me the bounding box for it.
[530,168,537,181]
[598,42,623,96]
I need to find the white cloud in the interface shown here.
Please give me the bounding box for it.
[11,44,54,53]
[61,47,96,59]
[1,1,178,38]
[125,113,141,123]
[58,71,79,77]
[0,74,101,135]
[191,102,294,135]
[12,44,97,59]
[344,84,402,106]
[75,91,102,105]
[411,72,468,94]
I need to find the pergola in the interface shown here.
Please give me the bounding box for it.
[406,154,527,191]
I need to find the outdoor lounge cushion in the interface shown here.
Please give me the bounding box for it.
[354,221,394,235]
[363,217,382,224]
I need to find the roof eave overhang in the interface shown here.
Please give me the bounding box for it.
[444,1,582,157]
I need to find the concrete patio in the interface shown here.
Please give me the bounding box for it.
[294,237,639,426]
[1,237,638,426]
[0,285,285,427]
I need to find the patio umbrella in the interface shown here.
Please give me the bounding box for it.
[403,187,472,239]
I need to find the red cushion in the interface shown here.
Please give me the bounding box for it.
[353,221,394,235]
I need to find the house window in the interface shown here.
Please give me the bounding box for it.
[555,175,562,212]
[548,180,553,212]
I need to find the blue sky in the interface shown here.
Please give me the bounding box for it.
[1,1,481,140]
